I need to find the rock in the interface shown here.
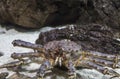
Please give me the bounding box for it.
[0,0,52,28]
[0,0,119,29]
[76,0,120,30]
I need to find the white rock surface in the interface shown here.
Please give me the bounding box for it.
[0,25,119,79]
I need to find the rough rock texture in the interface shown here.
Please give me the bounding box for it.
[76,0,120,30]
[0,0,53,28]
[0,0,120,29]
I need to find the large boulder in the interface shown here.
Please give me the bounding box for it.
[76,0,120,30]
[0,0,120,29]
[0,0,52,28]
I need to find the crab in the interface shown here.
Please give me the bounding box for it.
[0,24,120,79]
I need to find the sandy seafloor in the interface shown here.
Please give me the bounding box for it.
[0,25,120,79]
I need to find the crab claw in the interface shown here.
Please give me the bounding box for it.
[66,60,76,79]
[12,40,44,51]
[37,60,52,78]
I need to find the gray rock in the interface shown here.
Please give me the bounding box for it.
[0,0,119,30]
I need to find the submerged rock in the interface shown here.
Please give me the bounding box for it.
[0,0,119,30]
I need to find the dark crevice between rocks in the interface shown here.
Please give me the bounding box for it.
[0,23,39,32]
[44,1,81,26]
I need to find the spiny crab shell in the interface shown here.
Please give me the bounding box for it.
[44,39,81,52]
[43,39,82,61]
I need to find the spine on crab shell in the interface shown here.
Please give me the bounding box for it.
[12,39,44,51]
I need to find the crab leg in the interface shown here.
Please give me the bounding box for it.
[78,51,120,68]
[0,59,31,68]
[0,59,31,74]
[79,60,120,77]
[86,51,120,62]
[86,61,108,73]
[0,60,24,74]
[37,59,52,78]
[11,52,43,59]
[88,57,120,68]
[65,60,76,79]
[12,40,44,51]
[0,61,24,68]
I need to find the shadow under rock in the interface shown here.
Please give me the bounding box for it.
[8,66,83,79]
[0,52,4,57]
[0,23,40,32]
